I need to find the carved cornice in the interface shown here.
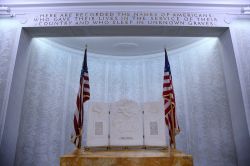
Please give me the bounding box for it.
[1,1,249,15]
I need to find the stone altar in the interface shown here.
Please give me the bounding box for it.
[77,100,193,166]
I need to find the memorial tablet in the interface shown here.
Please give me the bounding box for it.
[143,100,167,146]
[110,99,143,146]
[86,102,109,147]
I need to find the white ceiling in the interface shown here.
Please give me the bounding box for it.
[48,37,205,56]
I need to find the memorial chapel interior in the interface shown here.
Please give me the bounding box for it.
[0,0,250,166]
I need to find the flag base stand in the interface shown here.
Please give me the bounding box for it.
[60,148,193,166]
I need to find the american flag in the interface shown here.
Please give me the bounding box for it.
[162,49,180,148]
[71,48,90,148]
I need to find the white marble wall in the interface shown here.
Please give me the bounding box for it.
[230,20,250,136]
[14,38,73,166]
[172,38,237,166]
[12,37,238,166]
[219,29,250,166]
[0,20,21,145]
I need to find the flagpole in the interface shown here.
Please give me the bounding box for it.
[170,101,176,149]
[79,44,88,149]
[80,44,87,149]
[78,129,82,149]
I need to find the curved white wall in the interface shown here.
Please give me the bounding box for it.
[13,37,237,166]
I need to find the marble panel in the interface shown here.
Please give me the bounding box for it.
[110,100,143,146]
[86,102,109,147]
[143,100,167,146]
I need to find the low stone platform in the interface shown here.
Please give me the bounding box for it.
[60,148,193,166]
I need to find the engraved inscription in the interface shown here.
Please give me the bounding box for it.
[95,121,103,135]
[150,121,158,135]
[29,11,223,27]
[120,137,133,140]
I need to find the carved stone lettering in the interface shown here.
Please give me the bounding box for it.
[95,122,103,136]
[150,121,158,136]
[26,10,225,27]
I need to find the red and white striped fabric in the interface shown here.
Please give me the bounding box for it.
[71,48,90,148]
[162,49,180,148]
